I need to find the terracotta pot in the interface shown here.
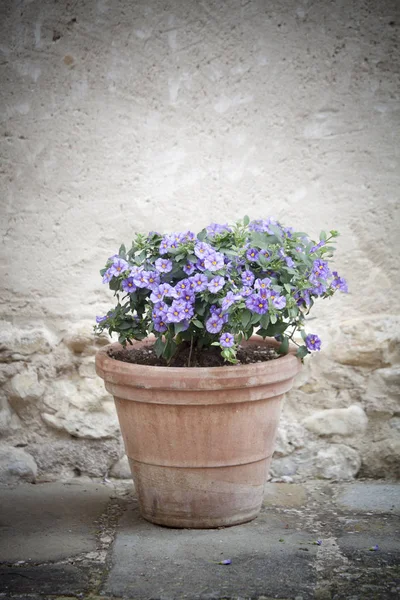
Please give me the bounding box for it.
[95,337,301,528]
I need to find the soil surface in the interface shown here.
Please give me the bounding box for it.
[108,343,279,367]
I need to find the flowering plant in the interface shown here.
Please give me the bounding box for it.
[95,217,347,365]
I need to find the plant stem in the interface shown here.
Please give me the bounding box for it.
[188,335,194,368]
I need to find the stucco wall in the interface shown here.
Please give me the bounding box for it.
[0,0,399,482]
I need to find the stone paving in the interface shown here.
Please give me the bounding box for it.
[0,479,399,599]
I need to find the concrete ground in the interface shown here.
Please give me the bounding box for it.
[0,480,399,600]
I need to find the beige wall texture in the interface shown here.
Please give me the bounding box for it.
[0,0,399,483]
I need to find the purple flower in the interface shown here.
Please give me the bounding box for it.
[195,259,206,271]
[194,242,213,259]
[102,269,113,284]
[96,315,107,323]
[369,545,379,551]
[149,283,170,304]
[285,256,295,268]
[249,218,275,233]
[122,277,137,294]
[295,289,311,307]
[166,301,186,323]
[204,252,225,272]
[206,223,231,238]
[221,291,242,311]
[129,265,143,276]
[152,301,168,320]
[183,262,195,276]
[241,270,255,287]
[331,271,348,293]
[266,290,286,309]
[310,282,327,296]
[218,559,232,565]
[314,540,323,546]
[310,240,325,253]
[159,236,171,255]
[241,287,253,297]
[259,249,271,261]
[182,302,195,319]
[205,315,224,333]
[153,317,168,333]
[305,334,322,352]
[133,271,150,288]
[246,294,268,314]
[189,274,208,292]
[208,276,225,293]
[182,230,196,241]
[246,248,260,261]
[172,279,191,297]
[254,277,271,291]
[311,259,330,280]
[109,258,129,277]
[155,258,173,273]
[220,333,234,348]
[146,271,160,289]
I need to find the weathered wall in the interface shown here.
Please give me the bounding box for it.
[0,0,399,482]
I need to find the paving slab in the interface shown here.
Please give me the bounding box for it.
[0,480,114,563]
[103,497,318,599]
[335,483,400,514]
[0,564,90,596]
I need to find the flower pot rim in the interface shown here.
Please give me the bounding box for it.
[96,336,301,389]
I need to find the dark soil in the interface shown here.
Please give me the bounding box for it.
[108,343,280,368]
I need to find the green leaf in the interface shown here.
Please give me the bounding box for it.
[175,253,186,261]
[301,330,307,341]
[269,224,283,241]
[136,249,146,264]
[256,328,268,338]
[243,215,250,226]
[197,228,207,242]
[119,244,126,257]
[192,319,204,329]
[250,312,261,325]
[250,232,279,247]
[270,313,277,324]
[284,283,292,293]
[241,309,252,329]
[277,337,289,355]
[260,313,270,329]
[319,231,327,241]
[163,337,177,361]
[174,322,188,335]
[154,336,165,358]
[296,346,309,359]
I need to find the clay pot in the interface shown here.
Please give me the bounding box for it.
[95,337,301,528]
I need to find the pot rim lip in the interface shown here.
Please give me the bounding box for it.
[96,336,301,376]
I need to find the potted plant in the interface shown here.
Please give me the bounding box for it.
[95,217,347,528]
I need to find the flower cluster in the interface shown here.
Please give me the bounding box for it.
[95,217,348,364]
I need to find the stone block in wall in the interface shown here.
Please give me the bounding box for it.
[0,446,37,483]
[62,321,110,355]
[41,400,120,439]
[0,394,21,437]
[314,444,361,480]
[363,366,400,415]
[359,439,400,479]
[331,315,400,368]
[110,455,131,479]
[0,321,56,361]
[6,370,44,401]
[30,439,123,479]
[273,419,306,457]
[303,404,368,436]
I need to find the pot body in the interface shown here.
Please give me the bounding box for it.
[96,338,300,528]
